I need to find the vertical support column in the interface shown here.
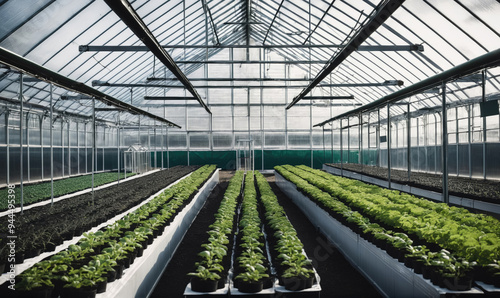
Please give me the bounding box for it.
[468,105,472,178]
[40,116,43,180]
[68,121,71,176]
[442,82,449,204]
[367,113,371,165]
[340,119,343,177]
[407,103,411,180]
[77,122,80,175]
[19,73,24,213]
[377,109,380,167]
[50,85,54,205]
[6,110,9,185]
[117,115,120,183]
[27,112,30,182]
[322,127,325,165]
[91,98,95,205]
[84,122,87,174]
[359,113,362,166]
[163,95,166,170]
[456,107,459,177]
[154,125,158,169]
[166,126,169,169]
[310,93,313,168]
[103,126,105,173]
[482,70,487,179]
[61,120,64,177]
[417,117,420,171]
[435,114,438,174]
[387,104,392,189]
[147,125,151,172]
[347,117,350,164]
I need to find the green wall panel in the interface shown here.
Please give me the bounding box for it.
[189,151,235,169]
[166,151,188,167]
[151,149,379,170]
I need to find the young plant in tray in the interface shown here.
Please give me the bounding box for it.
[187,170,244,293]
[231,173,272,293]
[15,260,55,294]
[255,171,317,291]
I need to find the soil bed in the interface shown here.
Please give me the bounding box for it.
[327,163,500,204]
[151,172,381,297]
[0,166,198,263]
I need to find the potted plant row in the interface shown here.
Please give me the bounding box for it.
[188,170,244,292]
[232,173,271,293]
[274,165,483,291]
[13,165,216,297]
[254,171,316,291]
[0,166,199,269]
[292,165,500,288]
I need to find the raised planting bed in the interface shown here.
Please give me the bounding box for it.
[0,171,136,211]
[255,171,321,296]
[185,171,244,295]
[230,172,274,295]
[326,163,500,205]
[0,166,198,273]
[1,165,217,298]
[185,171,321,297]
[275,165,500,296]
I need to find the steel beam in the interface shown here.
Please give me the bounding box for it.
[263,0,285,45]
[93,81,401,89]
[303,95,354,100]
[202,0,220,46]
[442,82,449,204]
[0,46,181,128]
[143,96,196,100]
[78,44,423,51]
[103,0,210,114]
[303,0,335,45]
[19,73,24,213]
[287,0,406,109]
[315,47,500,127]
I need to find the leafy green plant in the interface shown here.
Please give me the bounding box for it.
[16,260,54,291]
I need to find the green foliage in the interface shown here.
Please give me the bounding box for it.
[188,170,244,281]
[0,172,136,210]
[276,164,500,270]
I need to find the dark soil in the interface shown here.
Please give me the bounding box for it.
[151,172,381,297]
[327,163,500,204]
[0,166,198,262]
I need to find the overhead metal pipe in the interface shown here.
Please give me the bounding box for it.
[103,0,211,114]
[0,46,181,128]
[287,0,406,109]
[262,0,285,45]
[143,96,197,100]
[79,44,423,51]
[302,0,336,45]
[315,47,500,127]
[93,81,402,89]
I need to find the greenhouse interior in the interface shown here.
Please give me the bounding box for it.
[0,0,500,297]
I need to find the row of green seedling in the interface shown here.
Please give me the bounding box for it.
[255,171,316,291]
[232,173,272,293]
[298,165,500,237]
[290,165,500,285]
[188,170,244,292]
[0,172,136,211]
[13,165,216,298]
[275,165,481,291]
